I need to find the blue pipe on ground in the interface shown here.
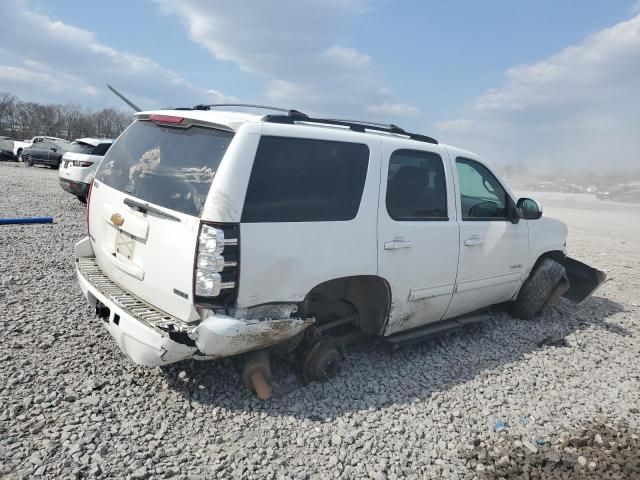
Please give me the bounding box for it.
[0,217,54,225]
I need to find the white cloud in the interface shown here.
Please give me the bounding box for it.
[156,0,417,118]
[434,14,640,171]
[368,102,418,117]
[0,0,233,108]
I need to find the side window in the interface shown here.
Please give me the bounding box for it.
[456,157,507,220]
[386,149,447,221]
[241,136,369,223]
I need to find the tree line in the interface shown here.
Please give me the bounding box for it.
[0,91,132,141]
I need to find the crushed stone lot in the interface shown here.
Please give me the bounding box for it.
[1,162,639,479]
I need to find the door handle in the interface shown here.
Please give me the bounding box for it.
[384,239,413,250]
[464,235,484,246]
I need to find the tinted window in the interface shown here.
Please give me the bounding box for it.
[456,157,507,220]
[91,143,112,156]
[386,150,447,220]
[242,136,369,223]
[96,120,234,217]
[68,143,94,154]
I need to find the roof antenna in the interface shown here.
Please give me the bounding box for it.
[106,84,142,112]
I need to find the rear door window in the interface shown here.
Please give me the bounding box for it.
[241,136,369,223]
[386,149,447,220]
[95,120,234,217]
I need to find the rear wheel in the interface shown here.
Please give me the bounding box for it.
[511,258,568,320]
[24,156,32,166]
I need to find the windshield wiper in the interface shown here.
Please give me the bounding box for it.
[123,198,181,222]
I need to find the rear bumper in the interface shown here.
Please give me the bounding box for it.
[74,237,312,366]
[59,178,90,197]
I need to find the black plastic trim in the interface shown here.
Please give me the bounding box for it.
[263,114,438,144]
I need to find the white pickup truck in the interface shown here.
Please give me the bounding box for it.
[12,135,66,159]
[74,106,606,398]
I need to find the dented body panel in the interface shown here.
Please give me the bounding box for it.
[75,237,313,367]
[563,256,607,303]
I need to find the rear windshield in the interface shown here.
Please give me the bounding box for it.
[68,143,94,154]
[95,120,234,217]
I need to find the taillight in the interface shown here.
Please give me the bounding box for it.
[86,180,94,235]
[73,160,93,167]
[193,223,239,310]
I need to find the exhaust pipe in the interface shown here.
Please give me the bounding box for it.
[242,349,272,400]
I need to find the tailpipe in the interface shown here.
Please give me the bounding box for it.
[242,349,272,400]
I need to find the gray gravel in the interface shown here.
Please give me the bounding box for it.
[1,162,639,479]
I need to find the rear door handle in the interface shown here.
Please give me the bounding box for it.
[464,235,484,246]
[384,239,413,250]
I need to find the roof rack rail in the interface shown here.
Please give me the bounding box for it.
[263,114,438,144]
[190,103,309,118]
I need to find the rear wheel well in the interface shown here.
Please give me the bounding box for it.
[299,276,391,336]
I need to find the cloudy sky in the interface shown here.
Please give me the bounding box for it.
[0,0,638,170]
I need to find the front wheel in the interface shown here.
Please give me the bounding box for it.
[24,156,32,166]
[511,258,568,320]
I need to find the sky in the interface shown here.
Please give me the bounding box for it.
[0,0,638,171]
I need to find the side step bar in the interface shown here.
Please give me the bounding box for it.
[385,313,491,349]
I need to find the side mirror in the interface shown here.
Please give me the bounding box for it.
[517,197,543,220]
[50,148,57,152]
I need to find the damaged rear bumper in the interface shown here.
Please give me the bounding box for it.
[563,256,607,303]
[74,238,312,367]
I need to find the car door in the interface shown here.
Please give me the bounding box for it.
[378,141,460,335]
[444,154,528,319]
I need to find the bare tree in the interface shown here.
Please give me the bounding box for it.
[0,92,133,141]
[0,92,17,135]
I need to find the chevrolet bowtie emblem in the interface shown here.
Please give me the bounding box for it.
[110,213,124,227]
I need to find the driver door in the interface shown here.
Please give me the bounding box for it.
[445,155,529,319]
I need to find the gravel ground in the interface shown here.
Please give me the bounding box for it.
[1,162,639,479]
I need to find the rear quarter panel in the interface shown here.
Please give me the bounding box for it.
[231,124,382,307]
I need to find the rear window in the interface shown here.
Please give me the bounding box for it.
[241,136,369,223]
[95,120,234,217]
[90,143,112,156]
[68,143,94,154]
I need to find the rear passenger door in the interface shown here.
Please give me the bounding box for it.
[378,141,460,335]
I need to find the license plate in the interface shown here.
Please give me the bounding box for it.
[115,231,135,260]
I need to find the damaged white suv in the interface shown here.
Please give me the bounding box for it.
[75,106,605,398]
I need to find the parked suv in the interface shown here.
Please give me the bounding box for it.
[75,107,605,397]
[59,138,114,202]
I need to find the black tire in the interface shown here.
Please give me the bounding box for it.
[24,156,32,166]
[511,258,568,320]
[77,195,87,204]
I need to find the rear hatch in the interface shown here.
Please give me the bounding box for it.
[89,116,234,321]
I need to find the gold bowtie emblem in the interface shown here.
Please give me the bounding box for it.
[110,213,124,227]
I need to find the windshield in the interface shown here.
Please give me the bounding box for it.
[95,120,234,217]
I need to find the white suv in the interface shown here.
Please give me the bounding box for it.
[59,138,114,202]
[74,107,605,397]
